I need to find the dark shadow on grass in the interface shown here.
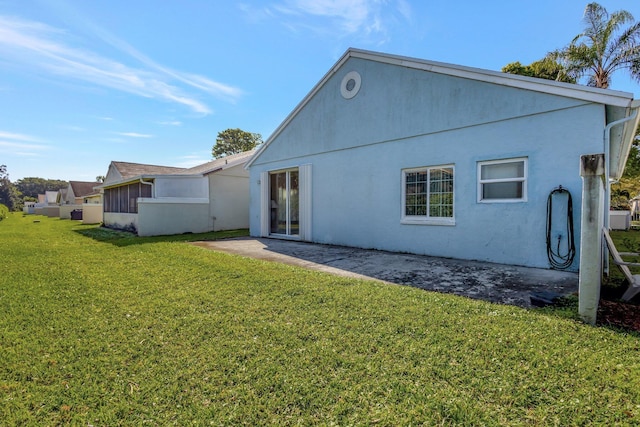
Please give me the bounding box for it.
[74,225,249,247]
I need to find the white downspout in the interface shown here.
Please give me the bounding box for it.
[604,107,639,230]
[140,178,154,198]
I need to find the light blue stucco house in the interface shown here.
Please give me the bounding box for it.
[246,48,640,275]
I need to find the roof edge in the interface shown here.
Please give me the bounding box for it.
[246,47,636,169]
[347,48,634,106]
[97,174,203,189]
[197,150,255,175]
[246,49,355,168]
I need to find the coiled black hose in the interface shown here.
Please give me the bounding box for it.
[546,186,576,270]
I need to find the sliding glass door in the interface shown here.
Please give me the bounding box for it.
[270,169,299,236]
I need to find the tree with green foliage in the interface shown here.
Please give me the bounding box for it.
[610,126,640,209]
[623,144,640,178]
[552,2,640,89]
[14,177,68,200]
[0,165,21,211]
[212,128,262,158]
[502,57,576,83]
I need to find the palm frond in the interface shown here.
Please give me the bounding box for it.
[557,2,640,88]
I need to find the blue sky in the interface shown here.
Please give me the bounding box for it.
[1,0,640,182]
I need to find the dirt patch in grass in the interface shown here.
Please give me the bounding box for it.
[597,277,640,333]
[598,299,640,333]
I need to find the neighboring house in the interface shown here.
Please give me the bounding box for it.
[246,48,640,273]
[57,188,69,205]
[23,201,36,214]
[98,150,254,236]
[69,181,102,205]
[34,191,60,217]
[82,189,104,225]
[58,181,103,220]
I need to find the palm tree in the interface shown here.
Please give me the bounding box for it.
[554,2,640,89]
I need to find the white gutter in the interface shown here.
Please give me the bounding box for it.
[604,104,640,229]
[140,178,154,198]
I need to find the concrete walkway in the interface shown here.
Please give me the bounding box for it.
[192,237,579,308]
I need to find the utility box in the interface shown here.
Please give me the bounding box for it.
[70,209,83,221]
[610,210,631,230]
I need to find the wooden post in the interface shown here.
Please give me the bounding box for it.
[578,153,605,325]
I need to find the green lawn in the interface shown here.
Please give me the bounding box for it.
[1,213,639,425]
[607,229,640,298]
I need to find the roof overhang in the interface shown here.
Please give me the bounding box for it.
[97,176,155,190]
[608,100,640,180]
[197,151,255,174]
[97,174,203,190]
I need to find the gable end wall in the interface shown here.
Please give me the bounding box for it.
[250,58,606,270]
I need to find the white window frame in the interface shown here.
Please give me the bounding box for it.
[477,157,528,203]
[401,164,455,226]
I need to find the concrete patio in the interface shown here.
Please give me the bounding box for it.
[192,237,579,308]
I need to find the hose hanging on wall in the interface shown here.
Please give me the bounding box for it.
[546,186,576,270]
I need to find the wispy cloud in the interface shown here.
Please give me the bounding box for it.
[0,131,43,142]
[80,19,243,103]
[0,131,49,156]
[114,132,153,138]
[248,0,412,42]
[159,120,183,126]
[59,125,85,132]
[0,15,243,114]
[0,140,49,150]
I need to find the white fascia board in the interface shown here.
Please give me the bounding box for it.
[98,175,155,189]
[348,48,634,107]
[96,175,143,190]
[99,173,205,189]
[207,156,249,174]
[201,168,223,176]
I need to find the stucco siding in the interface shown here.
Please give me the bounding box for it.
[59,204,82,219]
[82,203,103,224]
[137,199,210,236]
[254,58,592,167]
[104,166,123,184]
[208,164,250,231]
[154,176,208,198]
[42,206,60,218]
[104,212,138,232]
[250,57,607,270]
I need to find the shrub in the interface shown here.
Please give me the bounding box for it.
[0,204,7,221]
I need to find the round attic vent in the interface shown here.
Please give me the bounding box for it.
[340,71,361,99]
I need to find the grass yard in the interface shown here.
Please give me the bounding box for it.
[606,229,640,288]
[1,213,639,425]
